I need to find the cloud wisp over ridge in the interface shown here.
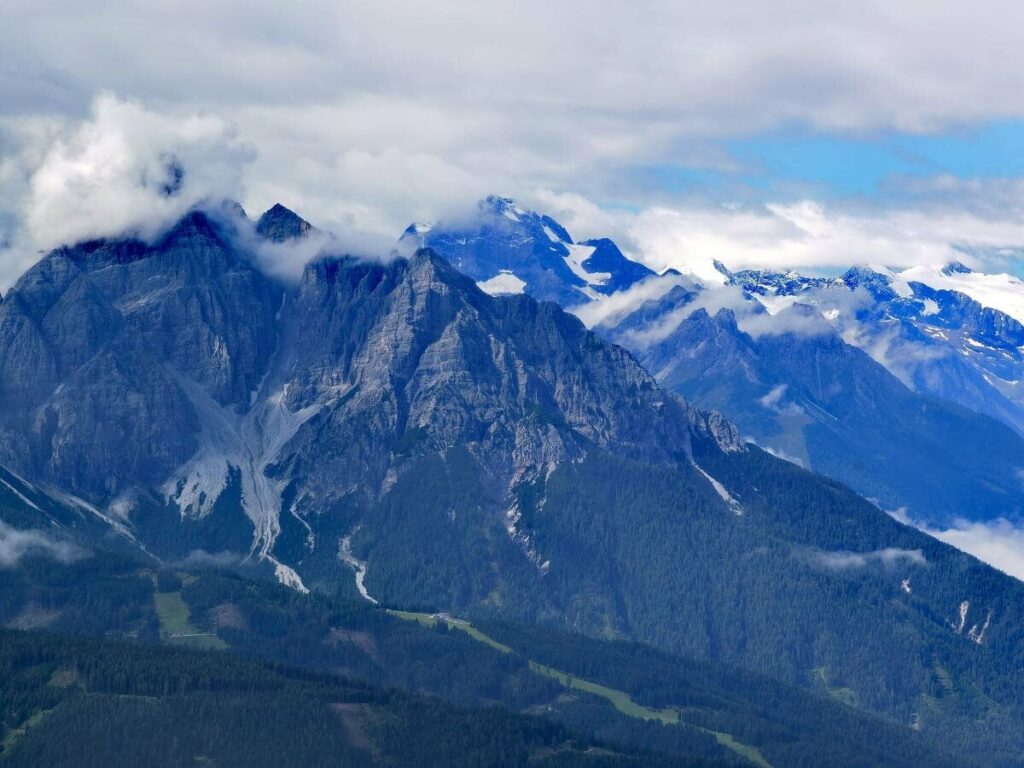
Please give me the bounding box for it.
[0,522,88,569]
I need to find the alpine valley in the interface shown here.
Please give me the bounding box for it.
[4,198,1024,767]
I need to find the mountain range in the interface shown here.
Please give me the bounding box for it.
[4,198,1024,765]
[411,197,1024,555]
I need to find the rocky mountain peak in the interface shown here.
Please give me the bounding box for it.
[941,260,974,276]
[256,203,314,242]
[400,197,655,305]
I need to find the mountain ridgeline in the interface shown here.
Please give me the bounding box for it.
[412,197,1024,532]
[3,202,1024,764]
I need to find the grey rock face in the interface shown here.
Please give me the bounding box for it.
[256,203,314,242]
[0,205,718,580]
[0,210,283,502]
[276,251,694,507]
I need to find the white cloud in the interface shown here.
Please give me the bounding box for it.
[606,281,839,350]
[571,273,691,329]
[175,549,242,569]
[760,384,788,409]
[889,508,1024,582]
[738,303,833,339]
[21,93,252,253]
[618,201,1024,279]
[809,547,928,570]
[4,3,1024,289]
[926,520,1024,583]
[0,521,88,568]
[617,284,754,348]
[754,442,806,468]
[739,282,954,386]
[6,2,1024,134]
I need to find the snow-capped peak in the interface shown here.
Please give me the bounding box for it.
[484,195,527,221]
[398,197,656,305]
[898,263,1024,324]
[941,260,974,276]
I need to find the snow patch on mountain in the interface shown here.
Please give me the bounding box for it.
[542,225,563,243]
[477,270,527,295]
[901,263,1024,324]
[954,600,970,634]
[562,243,611,287]
[0,476,42,513]
[692,462,743,515]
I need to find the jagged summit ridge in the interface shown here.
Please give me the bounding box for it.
[0,210,737,592]
[942,260,974,276]
[256,203,315,242]
[401,196,656,304]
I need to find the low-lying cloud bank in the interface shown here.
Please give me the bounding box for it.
[174,549,243,569]
[889,509,1024,582]
[930,521,1024,581]
[538,194,1024,282]
[0,522,89,568]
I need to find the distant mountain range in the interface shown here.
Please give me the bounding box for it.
[4,198,1024,764]
[410,198,1024,550]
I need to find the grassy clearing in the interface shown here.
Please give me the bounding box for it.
[387,609,444,628]
[812,666,858,707]
[47,668,80,689]
[153,590,227,650]
[708,730,772,768]
[387,610,516,654]
[527,661,679,724]
[1,708,52,754]
[154,591,192,635]
[387,609,769,765]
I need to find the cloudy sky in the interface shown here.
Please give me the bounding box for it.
[3,0,1024,287]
